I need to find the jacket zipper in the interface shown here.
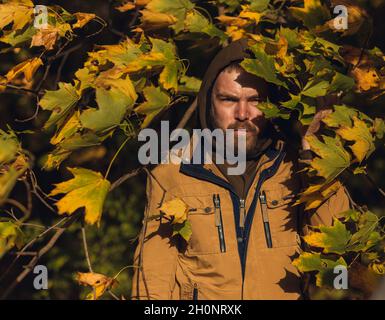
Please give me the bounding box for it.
[259,191,273,248]
[213,194,226,253]
[180,146,286,299]
[239,199,246,240]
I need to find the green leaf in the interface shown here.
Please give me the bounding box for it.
[306,135,351,182]
[329,72,355,93]
[80,76,138,132]
[289,0,330,29]
[0,220,24,258]
[135,86,171,128]
[293,252,347,287]
[322,105,357,128]
[304,219,352,254]
[179,75,202,93]
[39,82,80,129]
[347,211,382,252]
[172,220,192,242]
[279,27,300,49]
[146,0,195,33]
[240,46,287,88]
[301,79,329,97]
[184,10,226,42]
[249,0,270,12]
[258,101,290,119]
[0,129,20,164]
[0,24,36,46]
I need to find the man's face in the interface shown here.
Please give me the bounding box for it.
[211,67,269,154]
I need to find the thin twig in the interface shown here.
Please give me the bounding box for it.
[0,214,80,299]
[81,224,93,273]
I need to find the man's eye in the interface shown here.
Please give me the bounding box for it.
[221,97,236,102]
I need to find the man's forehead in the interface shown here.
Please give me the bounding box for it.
[213,68,268,95]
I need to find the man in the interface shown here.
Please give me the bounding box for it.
[131,39,351,300]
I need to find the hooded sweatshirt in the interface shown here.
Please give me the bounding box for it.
[196,38,280,199]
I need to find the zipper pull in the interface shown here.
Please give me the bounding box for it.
[213,194,226,252]
[213,194,220,227]
[259,191,273,248]
[239,199,246,229]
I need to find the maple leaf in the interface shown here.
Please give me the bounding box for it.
[50,111,80,145]
[305,134,351,182]
[159,198,189,224]
[49,168,111,226]
[298,179,342,210]
[337,116,375,163]
[304,219,352,254]
[143,0,195,33]
[80,76,138,132]
[0,0,34,31]
[184,11,226,42]
[322,105,358,128]
[39,82,80,129]
[135,86,171,128]
[293,252,347,287]
[31,26,59,51]
[240,45,288,88]
[172,220,192,242]
[76,272,118,300]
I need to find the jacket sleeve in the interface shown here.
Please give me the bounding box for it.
[131,171,178,300]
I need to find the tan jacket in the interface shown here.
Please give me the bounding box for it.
[131,140,351,300]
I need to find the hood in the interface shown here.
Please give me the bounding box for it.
[197,38,252,130]
[196,39,283,159]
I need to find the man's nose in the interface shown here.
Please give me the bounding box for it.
[235,101,249,121]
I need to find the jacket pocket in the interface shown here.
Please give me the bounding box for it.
[182,194,224,255]
[260,187,300,248]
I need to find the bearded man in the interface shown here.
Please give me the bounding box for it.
[131,39,350,300]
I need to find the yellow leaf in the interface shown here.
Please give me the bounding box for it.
[239,5,262,24]
[337,116,374,162]
[159,198,189,224]
[217,15,248,27]
[49,168,111,226]
[226,26,246,41]
[5,57,43,83]
[73,12,96,29]
[0,0,34,31]
[351,66,380,92]
[297,180,341,210]
[50,111,80,145]
[140,9,177,29]
[76,272,118,300]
